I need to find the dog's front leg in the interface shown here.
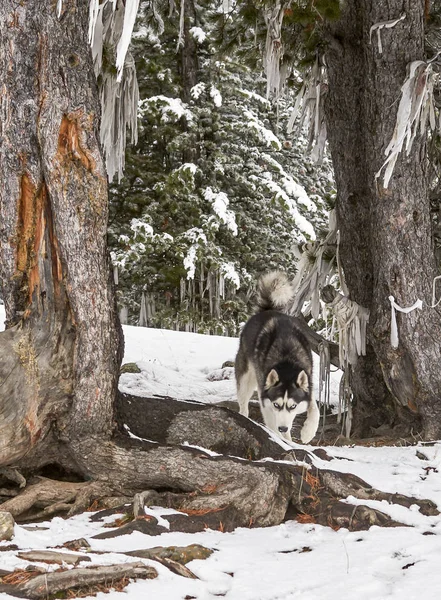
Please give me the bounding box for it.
[281,429,292,442]
[237,368,257,418]
[300,398,320,444]
[260,401,277,435]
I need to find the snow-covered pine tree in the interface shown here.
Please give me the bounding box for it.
[109,0,334,334]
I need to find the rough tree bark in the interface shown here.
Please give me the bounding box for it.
[0,3,437,569]
[324,0,441,439]
[0,0,123,471]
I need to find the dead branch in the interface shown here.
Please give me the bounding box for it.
[17,550,91,566]
[0,562,157,599]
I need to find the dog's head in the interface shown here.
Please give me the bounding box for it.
[263,367,310,438]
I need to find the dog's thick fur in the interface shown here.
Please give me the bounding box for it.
[235,272,320,443]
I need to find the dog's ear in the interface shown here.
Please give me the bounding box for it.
[296,370,309,392]
[265,369,279,389]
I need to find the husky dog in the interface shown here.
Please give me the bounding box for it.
[235,272,320,443]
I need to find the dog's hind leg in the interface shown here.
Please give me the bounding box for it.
[300,397,320,444]
[236,366,257,418]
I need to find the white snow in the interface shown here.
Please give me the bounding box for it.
[177,162,198,176]
[261,171,316,240]
[191,82,206,100]
[210,85,223,107]
[244,108,282,149]
[220,262,241,289]
[2,304,441,600]
[140,95,193,124]
[181,228,208,280]
[204,187,238,236]
[189,26,207,44]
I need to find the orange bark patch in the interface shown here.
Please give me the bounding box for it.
[16,175,47,304]
[16,174,37,273]
[28,184,46,299]
[57,113,96,173]
[16,174,65,311]
[408,398,418,413]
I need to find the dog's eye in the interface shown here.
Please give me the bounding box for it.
[273,403,282,410]
[288,404,297,411]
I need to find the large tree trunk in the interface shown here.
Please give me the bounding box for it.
[0,0,123,469]
[324,0,441,439]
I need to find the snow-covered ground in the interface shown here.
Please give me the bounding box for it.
[120,320,342,406]
[2,305,441,600]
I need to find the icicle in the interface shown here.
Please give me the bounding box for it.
[89,0,139,181]
[389,296,422,348]
[199,262,205,315]
[88,0,101,47]
[57,0,63,18]
[113,265,119,285]
[176,0,186,51]
[287,56,327,162]
[328,292,369,366]
[219,273,225,299]
[99,55,139,182]
[289,209,338,316]
[115,0,141,82]
[377,59,436,188]
[139,292,148,327]
[263,2,285,100]
[208,272,213,316]
[214,271,220,318]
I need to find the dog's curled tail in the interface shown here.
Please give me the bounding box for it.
[255,271,294,312]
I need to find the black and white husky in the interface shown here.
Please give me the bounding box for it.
[235,272,320,443]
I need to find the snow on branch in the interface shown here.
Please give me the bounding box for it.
[369,13,406,55]
[377,59,437,188]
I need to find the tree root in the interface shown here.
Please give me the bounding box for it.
[318,469,439,516]
[0,468,26,489]
[0,562,157,599]
[1,393,437,533]
[0,477,125,523]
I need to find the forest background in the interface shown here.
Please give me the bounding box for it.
[109,0,335,336]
